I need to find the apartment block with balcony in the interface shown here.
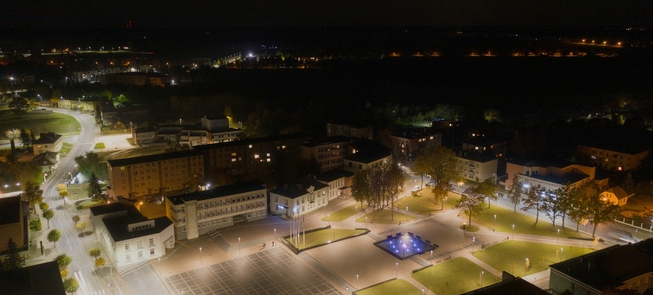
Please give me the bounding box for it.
[107,150,205,199]
[455,151,498,183]
[270,177,329,219]
[165,180,267,240]
[301,136,351,172]
[577,144,649,172]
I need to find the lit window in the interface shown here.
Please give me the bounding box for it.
[248,145,252,148]
[120,167,126,170]
[254,154,259,159]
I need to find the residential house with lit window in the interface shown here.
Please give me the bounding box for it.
[32,132,63,154]
[269,177,329,219]
[455,151,498,183]
[90,203,175,272]
[505,159,595,192]
[107,150,205,200]
[577,143,649,172]
[165,180,267,240]
[600,186,633,206]
[31,151,59,173]
[387,129,442,159]
[300,136,351,172]
[315,169,354,201]
[549,239,653,295]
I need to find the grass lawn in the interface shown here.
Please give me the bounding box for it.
[66,184,88,200]
[93,142,106,149]
[75,199,105,209]
[285,228,367,250]
[321,204,359,222]
[395,193,441,215]
[355,209,414,225]
[355,279,422,295]
[60,142,73,157]
[0,110,80,139]
[473,240,595,277]
[412,257,500,295]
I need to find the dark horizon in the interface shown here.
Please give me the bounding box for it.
[2,0,652,29]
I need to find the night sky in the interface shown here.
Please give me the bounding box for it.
[2,0,652,29]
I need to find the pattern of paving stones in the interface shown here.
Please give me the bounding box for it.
[167,247,341,295]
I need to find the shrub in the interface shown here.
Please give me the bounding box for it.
[76,205,83,210]
[29,218,42,232]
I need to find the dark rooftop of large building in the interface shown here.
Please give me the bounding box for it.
[106,149,203,167]
[461,273,549,295]
[270,177,329,199]
[192,132,309,150]
[550,238,653,292]
[315,169,354,182]
[455,150,498,163]
[0,195,21,225]
[167,180,266,205]
[104,216,173,242]
[0,261,66,295]
[344,150,392,164]
[301,136,351,148]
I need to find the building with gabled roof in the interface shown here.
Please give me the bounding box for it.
[549,239,653,295]
[165,180,267,240]
[343,149,392,173]
[31,151,59,173]
[90,202,174,272]
[269,177,329,218]
[387,128,442,159]
[600,186,634,206]
[456,150,498,183]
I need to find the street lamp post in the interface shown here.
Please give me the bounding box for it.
[512,224,515,239]
[557,229,560,245]
[472,237,476,253]
[356,274,359,290]
[238,237,241,254]
[480,270,484,287]
[199,247,202,264]
[405,206,408,222]
[430,250,433,260]
[395,262,398,278]
[493,214,497,231]
[365,216,368,229]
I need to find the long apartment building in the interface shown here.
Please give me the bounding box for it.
[505,159,596,192]
[107,150,205,200]
[165,180,267,240]
[193,132,308,176]
[300,136,351,172]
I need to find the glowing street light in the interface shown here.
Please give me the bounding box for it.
[395,262,398,278]
[480,270,484,287]
[199,247,202,264]
[512,224,515,238]
[557,229,560,245]
[238,237,241,254]
[356,274,359,290]
[493,214,497,231]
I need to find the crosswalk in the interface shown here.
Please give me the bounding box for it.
[73,271,109,295]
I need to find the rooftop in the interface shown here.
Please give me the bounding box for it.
[33,132,61,144]
[550,239,653,292]
[0,261,66,295]
[344,150,392,164]
[527,171,590,185]
[167,180,266,205]
[455,150,498,163]
[104,216,173,242]
[461,274,548,295]
[315,169,355,182]
[390,128,441,139]
[0,195,21,225]
[301,136,351,148]
[193,132,309,151]
[270,177,329,199]
[106,149,203,167]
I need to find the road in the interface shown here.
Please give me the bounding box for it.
[37,108,113,295]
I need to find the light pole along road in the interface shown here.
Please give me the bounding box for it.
[41,107,109,294]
